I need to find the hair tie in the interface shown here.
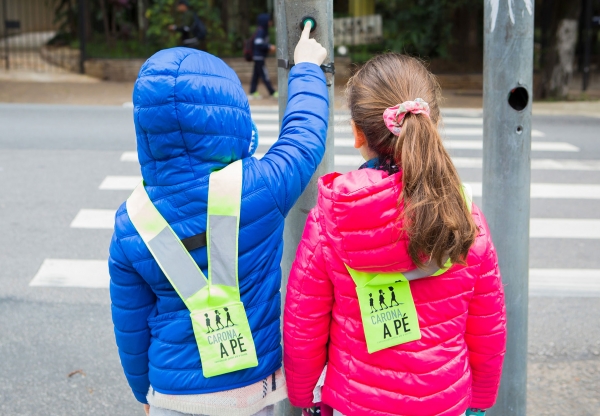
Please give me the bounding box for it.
[382,98,431,136]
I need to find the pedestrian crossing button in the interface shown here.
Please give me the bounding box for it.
[300,16,317,32]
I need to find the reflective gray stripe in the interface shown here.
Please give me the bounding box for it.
[147,227,207,299]
[208,215,237,287]
[402,258,451,281]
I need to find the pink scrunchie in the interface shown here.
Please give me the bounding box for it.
[382,98,431,136]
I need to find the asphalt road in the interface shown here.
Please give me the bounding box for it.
[0,103,599,415]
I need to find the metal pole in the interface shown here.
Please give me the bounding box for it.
[582,0,593,91]
[274,0,335,414]
[78,0,86,74]
[2,0,9,70]
[483,1,533,415]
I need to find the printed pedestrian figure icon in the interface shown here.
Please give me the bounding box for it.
[369,293,378,313]
[215,310,225,329]
[379,289,388,310]
[389,286,400,307]
[205,313,214,333]
[224,307,235,327]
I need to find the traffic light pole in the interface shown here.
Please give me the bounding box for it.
[274,0,335,414]
[483,1,534,415]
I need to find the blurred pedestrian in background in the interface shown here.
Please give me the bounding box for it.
[169,0,207,49]
[284,53,507,416]
[249,13,277,100]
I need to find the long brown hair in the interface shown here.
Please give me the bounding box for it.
[346,53,478,268]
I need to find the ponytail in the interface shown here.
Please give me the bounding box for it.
[395,114,477,268]
[347,53,478,269]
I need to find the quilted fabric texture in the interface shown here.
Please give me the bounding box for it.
[109,48,329,403]
[284,168,506,416]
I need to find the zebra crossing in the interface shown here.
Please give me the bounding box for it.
[30,107,600,296]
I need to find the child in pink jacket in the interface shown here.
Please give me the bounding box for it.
[283,53,507,416]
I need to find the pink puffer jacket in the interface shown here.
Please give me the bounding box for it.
[283,168,506,416]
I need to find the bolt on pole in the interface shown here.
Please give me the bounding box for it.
[483,1,534,415]
[274,0,335,415]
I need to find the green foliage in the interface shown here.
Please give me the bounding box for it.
[46,0,77,45]
[146,0,232,56]
[375,0,474,58]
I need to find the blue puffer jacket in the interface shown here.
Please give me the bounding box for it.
[109,47,329,403]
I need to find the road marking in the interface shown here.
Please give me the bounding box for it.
[467,183,600,199]
[99,176,141,190]
[97,175,600,200]
[446,141,578,152]
[255,123,546,138]
[30,259,109,288]
[69,207,600,239]
[256,123,546,138]
[252,154,600,171]
[70,209,115,229]
[29,261,600,296]
[452,157,600,171]
[253,114,491,126]
[530,219,600,239]
[442,117,483,125]
[121,151,137,162]
[440,127,545,137]
[529,142,579,152]
[252,113,353,122]
[530,269,600,297]
[254,137,577,152]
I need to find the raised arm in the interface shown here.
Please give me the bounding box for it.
[256,23,329,216]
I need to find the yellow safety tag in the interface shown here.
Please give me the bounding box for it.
[348,267,421,353]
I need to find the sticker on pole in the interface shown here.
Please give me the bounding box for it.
[351,270,422,353]
[190,301,258,377]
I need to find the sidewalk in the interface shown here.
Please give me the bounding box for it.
[1,70,599,117]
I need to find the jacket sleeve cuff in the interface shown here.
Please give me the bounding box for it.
[289,62,327,84]
[134,389,149,404]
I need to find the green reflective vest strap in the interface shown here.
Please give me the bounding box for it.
[346,184,473,354]
[126,160,258,378]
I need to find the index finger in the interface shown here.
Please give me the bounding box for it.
[300,20,312,40]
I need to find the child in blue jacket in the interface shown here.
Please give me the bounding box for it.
[109,25,327,416]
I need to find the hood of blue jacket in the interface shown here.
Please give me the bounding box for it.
[133,48,252,187]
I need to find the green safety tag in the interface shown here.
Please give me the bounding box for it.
[190,301,258,377]
[345,184,471,354]
[348,267,421,353]
[127,160,258,378]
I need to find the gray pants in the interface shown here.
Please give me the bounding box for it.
[149,404,274,416]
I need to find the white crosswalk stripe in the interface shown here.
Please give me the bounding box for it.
[69,206,600,240]
[99,175,141,190]
[530,269,600,297]
[33,108,600,296]
[99,175,600,200]
[120,151,137,162]
[257,123,546,138]
[30,259,109,288]
[30,260,600,295]
[70,209,115,229]
[251,136,577,151]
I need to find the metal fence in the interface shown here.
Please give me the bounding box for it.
[1,0,79,72]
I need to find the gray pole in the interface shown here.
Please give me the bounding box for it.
[78,0,86,74]
[483,1,533,415]
[582,0,593,91]
[2,0,9,70]
[274,0,335,415]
